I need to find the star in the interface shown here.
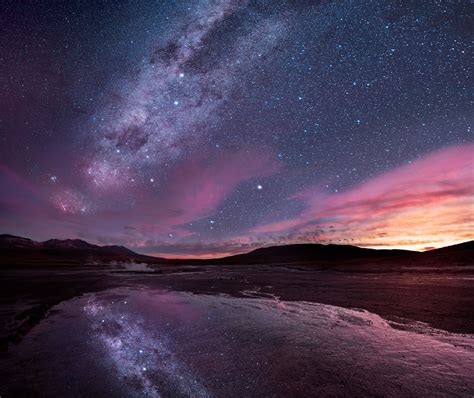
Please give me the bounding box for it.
[2,0,470,255]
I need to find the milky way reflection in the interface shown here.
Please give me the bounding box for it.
[1,288,473,396]
[83,294,209,397]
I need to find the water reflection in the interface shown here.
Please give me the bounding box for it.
[1,287,474,397]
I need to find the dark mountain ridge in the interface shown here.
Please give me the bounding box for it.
[0,234,158,265]
[208,243,412,265]
[0,234,472,267]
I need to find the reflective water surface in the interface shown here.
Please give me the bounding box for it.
[1,286,474,397]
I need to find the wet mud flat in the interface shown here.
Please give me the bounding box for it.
[0,264,473,396]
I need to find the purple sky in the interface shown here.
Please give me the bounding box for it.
[1,1,472,257]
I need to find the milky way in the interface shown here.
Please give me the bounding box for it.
[0,0,472,255]
[87,1,287,189]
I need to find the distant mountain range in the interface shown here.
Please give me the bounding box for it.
[0,234,158,265]
[181,241,472,267]
[205,243,411,264]
[0,234,472,267]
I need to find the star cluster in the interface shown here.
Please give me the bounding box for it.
[0,0,472,256]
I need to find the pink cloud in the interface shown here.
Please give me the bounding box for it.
[251,217,306,234]
[127,149,280,238]
[0,165,93,239]
[0,164,49,215]
[250,144,474,250]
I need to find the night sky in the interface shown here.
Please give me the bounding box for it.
[0,1,472,257]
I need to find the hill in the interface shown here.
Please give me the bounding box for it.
[203,243,412,265]
[1,234,472,268]
[0,234,159,266]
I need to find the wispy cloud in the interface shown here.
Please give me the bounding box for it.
[250,144,474,250]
